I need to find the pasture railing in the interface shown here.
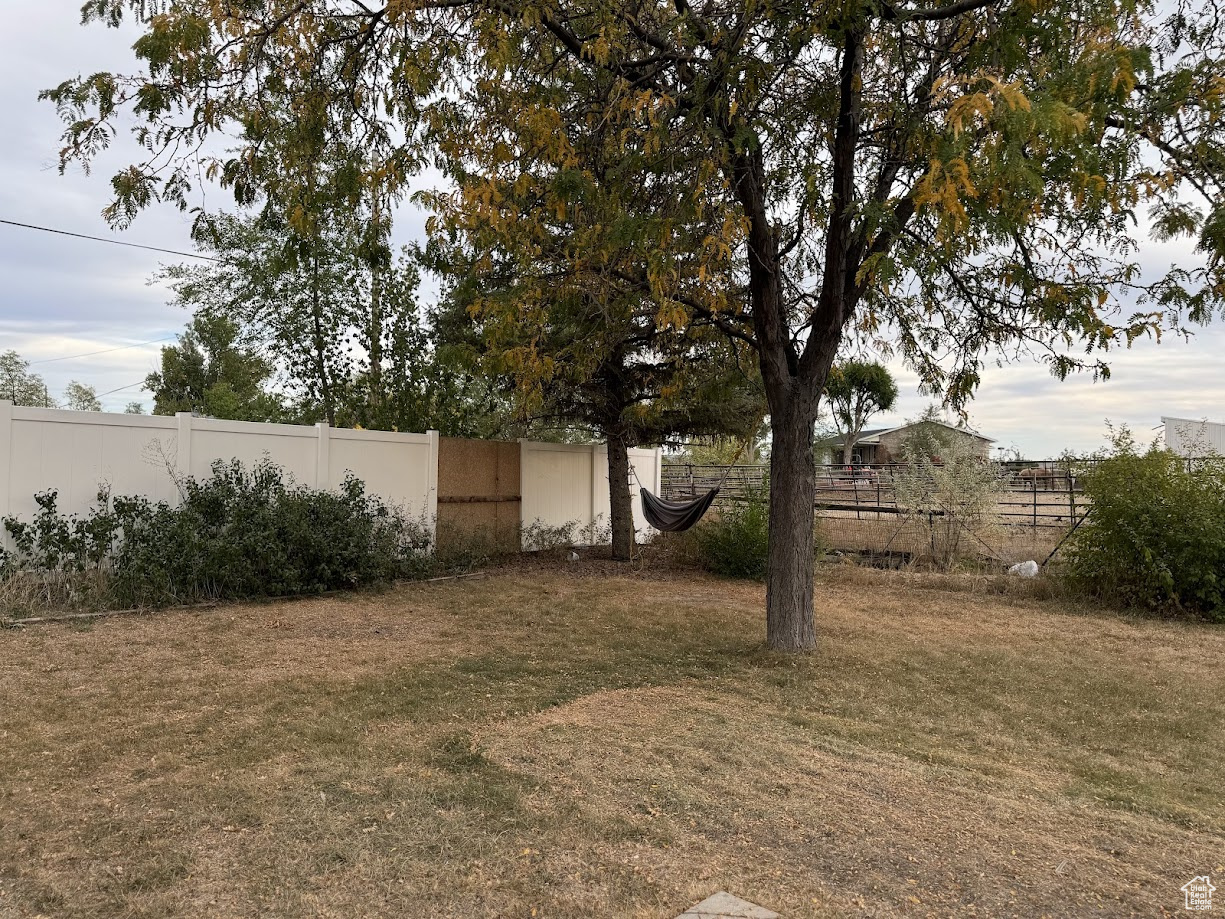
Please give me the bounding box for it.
[661,460,1102,530]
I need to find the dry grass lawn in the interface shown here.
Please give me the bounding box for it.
[1,562,1222,918]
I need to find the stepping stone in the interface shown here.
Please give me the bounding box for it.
[675,891,780,919]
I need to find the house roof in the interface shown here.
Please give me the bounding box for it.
[826,419,995,446]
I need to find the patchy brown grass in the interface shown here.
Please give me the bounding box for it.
[1,566,1221,918]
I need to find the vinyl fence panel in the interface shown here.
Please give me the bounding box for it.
[3,405,180,520]
[0,402,439,538]
[519,439,663,548]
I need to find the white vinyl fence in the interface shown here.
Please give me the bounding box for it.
[0,402,439,530]
[0,402,664,552]
[519,440,663,547]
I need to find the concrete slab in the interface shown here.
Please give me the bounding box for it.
[675,890,780,919]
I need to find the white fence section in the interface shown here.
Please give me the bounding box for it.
[0,401,665,551]
[1163,416,1225,458]
[0,402,439,530]
[519,440,663,548]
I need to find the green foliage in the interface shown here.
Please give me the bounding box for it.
[824,361,899,463]
[0,350,55,408]
[1067,427,1225,620]
[146,312,283,421]
[2,487,121,575]
[693,486,771,581]
[62,381,102,412]
[1,460,432,611]
[158,210,367,425]
[161,213,503,436]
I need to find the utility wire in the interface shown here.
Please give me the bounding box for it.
[29,336,178,365]
[0,218,221,262]
[97,381,148,397]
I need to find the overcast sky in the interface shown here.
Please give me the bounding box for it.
[1,3,1221,456]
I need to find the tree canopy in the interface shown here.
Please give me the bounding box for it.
[145,312,283,421]
[63,381,103,412]
[0,351,54,408]
[160,212,509,435]
[825,361,899,465]
[426,68,765,558]
[44,0,1225,650]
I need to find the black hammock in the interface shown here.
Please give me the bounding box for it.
[639,486,720,533]
[634,436,756,533]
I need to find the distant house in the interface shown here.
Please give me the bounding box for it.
[819,420,995,466]
[1163,416,1225,458]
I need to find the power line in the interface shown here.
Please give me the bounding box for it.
[0,218,221,262]
[29,336,178,365]
[97,381,148,397]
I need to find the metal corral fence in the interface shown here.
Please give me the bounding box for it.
[664,460,1091,525]
[662,459,1097,566]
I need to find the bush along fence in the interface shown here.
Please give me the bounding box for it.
[0,402,663,613]
[0,401,662,553]
[1,460,435,611]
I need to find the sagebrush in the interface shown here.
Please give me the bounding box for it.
[893,413,1005,569]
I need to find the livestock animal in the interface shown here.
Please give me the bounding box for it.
[1015,466,1059,490]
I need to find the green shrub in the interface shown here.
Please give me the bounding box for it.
[1067,427,1225,620]
[2,459,433,611]
[693,483,770,580]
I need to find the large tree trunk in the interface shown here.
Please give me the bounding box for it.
[606,434,635,562]
[766,400,819,651]
[841,421,863,466]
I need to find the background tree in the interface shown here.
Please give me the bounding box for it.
[825,361,900,466]
[145,313,283,421]
[62,381,102,412]
[426,65,764,560]
[162,211,362,425]
[123,401,145,415]
[0,351,54,408]
[46,0,1225,650]
[162,214,501,435]
[333,258,511,437]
